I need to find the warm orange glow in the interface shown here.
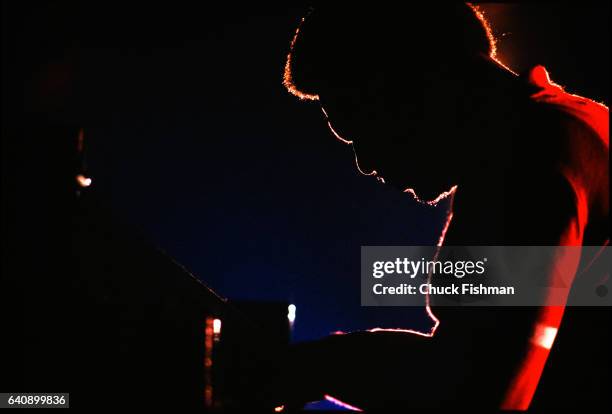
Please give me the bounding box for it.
[274,405,285,412]
[283,16,320,101]
[204,317,215,407]
[283,4,517,103]
[466,3,497,59]
[467,3,518,75]
[76,174,92,188]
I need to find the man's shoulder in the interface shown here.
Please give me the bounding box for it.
[525,65,608,148]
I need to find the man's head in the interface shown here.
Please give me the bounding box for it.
[284,4,506,200]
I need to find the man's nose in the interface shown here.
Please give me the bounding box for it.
[351,143,379,178]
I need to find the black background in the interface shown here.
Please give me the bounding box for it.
[2,1,609,342]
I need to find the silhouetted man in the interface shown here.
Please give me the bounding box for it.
[281,4,609,411]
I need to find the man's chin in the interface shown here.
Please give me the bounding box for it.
[402,185,457,206]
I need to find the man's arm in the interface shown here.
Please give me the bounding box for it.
[501,172,586,410]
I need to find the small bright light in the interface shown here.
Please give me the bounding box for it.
[274,405,285,412]
[213,318,222,335]
[531,324,557,350]
[76,174,92,188]
[287,304,296,323]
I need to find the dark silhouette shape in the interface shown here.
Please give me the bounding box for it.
[283,4,609,411]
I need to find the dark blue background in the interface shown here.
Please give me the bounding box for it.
[10,3,607,341]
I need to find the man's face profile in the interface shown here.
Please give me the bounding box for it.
[284,4,504,201]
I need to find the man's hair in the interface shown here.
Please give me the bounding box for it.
[283,3,497,101]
